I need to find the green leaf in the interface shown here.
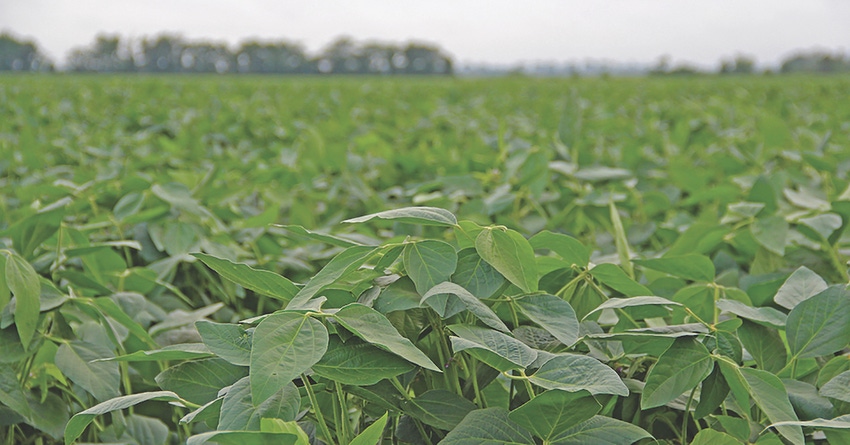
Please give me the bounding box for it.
[690,429,741,445]
[642,338,712,409]
[55,341,120,402]
[767,415,850,430]
[277,224,365,248]
[100,343,213,362]
[589,264,651,296]
[694,364,729,419]
[218,377,300,430]
[334,303,440,371]
[403,240,458,294]
[475,227,538,293]
[64,391,184,445]
[439,407,535,444]
[312,336,415,385]
[548,415,651,445]
[609,202,634,279]
[5,253,41,348]
[451,248,506,299]
[401,389,478,430]
[156,358,248,405]
[528,354,628,396]
[449,324,537,372]
[515,294,579,346]
[529,231,589,267]
[92,297,158,347]
[250,312,328,404]
[196,320,252,366]
[179,397,223,425]
[0,256,9,312]
[740,367,804,445]
[343,206,458,227]
[259,419,310,444]
[586,296,680,319]
[821,370,850,403]
[716,299,786,329]
[286,245,378,309]
[818,355,850,388]
[751,216,788,256]
[783,379,834,420]
[193,253,298,303]
[737,321,786,373]
[0,364,32,420]
[422,282,509,332]
[349,412,388,445]
[185,431,298,445]
[786,285,850,360]
[509,390,600,441]
[633,254,715,282]
[774,266,828,310]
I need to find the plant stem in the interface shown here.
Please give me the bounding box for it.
[302,374,334,445]
[334,381,349,444]
[682,386,697,442]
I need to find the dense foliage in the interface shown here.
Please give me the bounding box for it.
[2,75,850,444]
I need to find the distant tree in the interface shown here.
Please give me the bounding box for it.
[780,51,850,73]
[0,33,53,71]
[138,35,184,73]
[719,55,755,74]
[402,43,452,75]
[236,40,313,74]
[67,35,133,72]
[180,42,234,73]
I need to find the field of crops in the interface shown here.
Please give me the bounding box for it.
[2,74,850,445]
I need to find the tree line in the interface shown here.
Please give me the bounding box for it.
[2,31,850,75]
[0,33,453,75]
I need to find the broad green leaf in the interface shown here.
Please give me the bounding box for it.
[100,414,168,445]
[334,304,439,371]
[260,419,311,445]
[312,336,415,385]
[64,391,184,444]
[5,253,41,347]
[193,253,298,303]
[148,303,225,337]
[783,379,834,421]
[737,321,786,373]
[92,297,157,347]
[349,412,388,445]
[422,282,509,332]
[403,240,458,294]
[401,389,478,430]
[768,415,850,430]
[185,431,298,445]
[786,285,850,359]
[277,224,364,248]
[586,296,680,319]
[751,216,788,256]
[690,429,740,445]
[818,355,850,388]
[100,343,213,362]
[0,256,9,311]
[529,231,589,267]
[633,254,715,282]
[343,206,458,227]
[717,359,751,414]
[180,397,223,425]
[218,377,300,430]
[548,415,651,445]
[740,367,804,445]
[515,294,579,346]
[0,364,32,420]
[642,338,712,409]
[528,354,628,396]
[509,390,600,441]
[451,248,506,299]
[156,358,248,405]
[439,407,534,444]
[608,203,633,279]
[55,341,120,402]
[694,364,729,419]
[196,320,252,366]
[449,324,537,372]
[821,370,850,403]
[716,299,786,329]
[589,264,651,296]
[250,312,328,404]
[475,227,538,293]
[286,245,377,309]
[774,266,828,310]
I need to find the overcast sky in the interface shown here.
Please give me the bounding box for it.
[1,0,848,68]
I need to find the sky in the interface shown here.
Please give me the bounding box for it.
[1,0,849,69]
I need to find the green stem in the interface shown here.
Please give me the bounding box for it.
[334,381,349,444]
[826,243,849,282]
[556,271,587,298]
[682,386,697,441]
[302,374,334,445]
[390,378,431,443]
